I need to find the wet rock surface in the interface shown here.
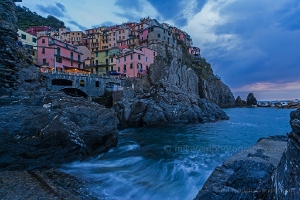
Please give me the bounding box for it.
[195,136,288,200]
[114,58,229,127]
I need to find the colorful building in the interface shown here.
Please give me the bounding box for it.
[37,36,84,72]
[25,26,52,36]
[18,29,38,64]
[116,47,157,77]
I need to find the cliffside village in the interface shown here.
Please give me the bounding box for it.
[17,17,201,78]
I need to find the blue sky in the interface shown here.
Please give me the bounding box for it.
[17,0,300,100]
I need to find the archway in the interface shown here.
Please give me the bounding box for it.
[60,88,88,98]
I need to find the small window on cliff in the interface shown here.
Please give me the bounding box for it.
[95,81,99,87]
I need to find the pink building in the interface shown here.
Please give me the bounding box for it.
[139,29,148,46]
[25,26,52,36]
[37,36,83,71]
[116,47,157,77]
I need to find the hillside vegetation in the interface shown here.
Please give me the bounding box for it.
[17,6,65,31]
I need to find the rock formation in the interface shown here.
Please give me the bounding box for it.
[0,0,118,170]
[194,136,287,199]
[267,108,300,199]
[199,77,235,108]
[114,56,229,127]
[246,92,257,106]
[235,96,247,107]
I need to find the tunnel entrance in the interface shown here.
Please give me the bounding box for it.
[52,79,73,86]
[60,88,88,98]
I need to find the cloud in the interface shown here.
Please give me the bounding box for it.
[68,20,87,31]
[113,0,161,23]
[56,2,66,13]
[92,21,116,28]
[183,0,300,96]
[36,4,64,17]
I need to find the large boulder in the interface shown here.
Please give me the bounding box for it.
[246,93,257,106]
[0,92,118,170]
[235,96,247,107]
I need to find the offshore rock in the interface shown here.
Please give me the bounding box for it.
[114,57,228,127]
[235,96,247,107]
[246,92,257,106]
[199,77,235,108]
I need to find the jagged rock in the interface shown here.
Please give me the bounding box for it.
[195,136,288,200]
[267,108,300,199]
[114,58,229,126]
[235,96,247,107]
[199,78,235,107]
[0,92,118,170]
[246,93,257,106]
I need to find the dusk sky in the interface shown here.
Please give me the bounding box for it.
[17,0,300,100]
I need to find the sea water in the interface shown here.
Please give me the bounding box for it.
[61,108,293,200]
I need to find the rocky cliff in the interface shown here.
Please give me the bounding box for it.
[114,56,229,127]
[199,77,235,108]
[0,0,119,170]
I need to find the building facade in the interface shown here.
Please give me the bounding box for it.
[116,47,157,77]
[37,36,83,72]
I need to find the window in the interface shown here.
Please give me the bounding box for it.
[153,52,156,56]
[124,56,126,62]
[42,48,45,54]
[138,55,141,60]
[122,36,125,39]
[70,52,73,59]
[118,67,120,72]
[158,34,160,38]
[106,59,108,64]
[146,65,149,70]
[96,67,98,72]
[80,80,84,87]
[78,55,81,61]
[119,31,121,34]
[42,39,45,43]
[42,59,47,64]
[78,64,81,69]
[96,52,98,57]
[111,66,113,71]
[32,38,36,43]
[106,67,108,71]
[124,65,126,70]
[118,59,120,63]
[71,62,73,66]
[95,81,99,87]
[21,34,26,40]
[130,54,133,60]
[130,63,133,69]
[146,57,148,62]
[105,51,108,56]
[111,58,113,62]
[96,60,98,65]
[56,57,62,63]
[57,47,60,55]
[122,30,124,33]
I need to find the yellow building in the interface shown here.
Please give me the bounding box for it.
[17,29,38,64]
